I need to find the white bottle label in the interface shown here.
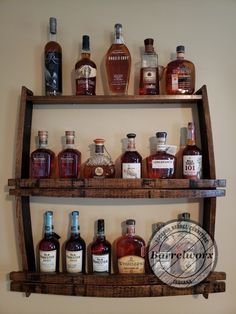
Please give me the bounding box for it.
[171,74,179,91]
[183,155,202,177]
[75,65,96,79]
[66,250,83,273]
[143,67,156,84]
[122,163,141,178]
[118,255,145,274]
[152,159,174,169]
[40,250,56,272]
[92,254,109,272]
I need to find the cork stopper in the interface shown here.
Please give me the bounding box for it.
[144,38,154,53]
[94,138,105,145]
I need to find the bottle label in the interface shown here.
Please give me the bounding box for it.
[183,155,202,178]
[122,163,141,179]
[75,65,96,79]
[118,255,145,274]
[152,159,174,169]
[92,254,109,272]
[40,250,57,272]
[45,51,62,94]
[171,66,191,91]
[94,167,104,177]
[66,250,83,273]
[143,67,157,84]
[31,153,50,177]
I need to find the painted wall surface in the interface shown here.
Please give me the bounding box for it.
[0,0,236,313]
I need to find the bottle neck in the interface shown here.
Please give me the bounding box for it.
[95,144,104,154]
[65,138,75,149]
[127,225,135,236]
[127,138,136,151]
[177,52,185,60]
[156,137,167,152]
[49,32,57,42]
[186,127,196,146]
[44,213,53,236]
[114,30,124,44]
[81,51,91,59]
[38,140,48,149]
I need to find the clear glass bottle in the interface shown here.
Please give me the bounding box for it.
[139,38,159,95]
[44,17,62,96]
[116,219,146,274]
[183,122,202,179]
[121,133,142,179]
[105,23,131,95]
[83,139,115,178]
[146,132,176,178]
[165,45,195,95]
[65,211,86,273]
[91,219,111,274]
[58,131,81,178]
[75,35,97,95]
[30,131,56,178]
[39,211,60,272]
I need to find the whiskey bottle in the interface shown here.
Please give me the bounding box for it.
[183,122,202,179]
[116,219,146,274]
[44,17,62,96]
[121,133,142,179]
[65,211,86,273]
[75,35,97,95]
[30,131,55,178]
[139,38,159,95]
[39,211,60,272]
[165,45,195,95]
[105,23,131,95]
[83,139,115,178]
[58,131,81,178]
[146,132,176,178]
[91,219,111,274]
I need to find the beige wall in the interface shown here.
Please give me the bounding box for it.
[1,0,236,313]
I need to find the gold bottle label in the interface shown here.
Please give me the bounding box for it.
[118,255,145,274]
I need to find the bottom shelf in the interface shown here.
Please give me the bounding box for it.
[10,271,226,298]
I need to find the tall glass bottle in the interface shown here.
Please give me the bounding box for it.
[91,219,111,274]
[83,139,115,178]
[121,133,142,179]
[139,38,159,95]
[65,211,86,273]
[182,122,202,179]
[39,211,60,272]
[44,17,62,96]
[165,45,195,95]
[30,131,55,178]
[58,131,81,178]
[116,219,146,274]
[105,23,131,95]
[75,35,97,95]
[146,132,176,178]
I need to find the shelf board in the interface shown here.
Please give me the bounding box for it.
[10,271,226,298]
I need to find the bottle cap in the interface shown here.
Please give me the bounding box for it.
[179,212,191,220]
[82,35,90,51]
[97,219,105,232]
[94,138,105,145]
[127,133,136,138]
[65,131,75,137]
[115,23,122,31]
[176,45,185,53]
[126,219,136,225]
[49,17,57,35]
[72,210,79,217]
[156,132,167,138]
[144,38,154,46]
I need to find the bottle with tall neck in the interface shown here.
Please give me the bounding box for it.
[44,17,62,96]
[182,122,202,179]
[75,35,97,95]
[105,23,131,95]
[65,211,86,273]
[139,38,159,95]
[39,211,60,272]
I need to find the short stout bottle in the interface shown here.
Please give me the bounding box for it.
[116,219,146,274]
[30,131,55,178]
[121,133,142,179]
[183,122,202,179]
[146,132,176,178]
[139,38,159,95]
[58,131,81,178]
[91,219,111,274]
[166,45,195,95]
[44,17,62,96]
[75,35,97,95]
[105,23,131,95]
[39,211,60,272]
[65,211,86,273]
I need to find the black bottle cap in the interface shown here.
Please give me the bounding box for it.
[127,133,136,138]
[156,132,167,138]
[49,17,57,35]
[176,45,185,53]
[144,38,154,46]
[97,219,105,232]
[179,212,191,220]
[82,35,90,51]
[126,219,136,225]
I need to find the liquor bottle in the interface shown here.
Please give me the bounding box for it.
[116,219,146,274]
[139,38,159,95]
[44,17,62,96]
[91,219,111,274]
[30,131,55,178]
[39,211,60,272]
[182,122,202,179]
[58,131,81,178]
[83,139,115,178]
[65,211,86,273]
[105,23,131,95]
[75,35,97,95]
[146,132,176,179]
[165,45,195,95]
[121,133,142,179]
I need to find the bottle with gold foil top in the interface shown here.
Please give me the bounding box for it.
[116,219,146,274]
[83,139,115,178]
[105,23,131,95]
